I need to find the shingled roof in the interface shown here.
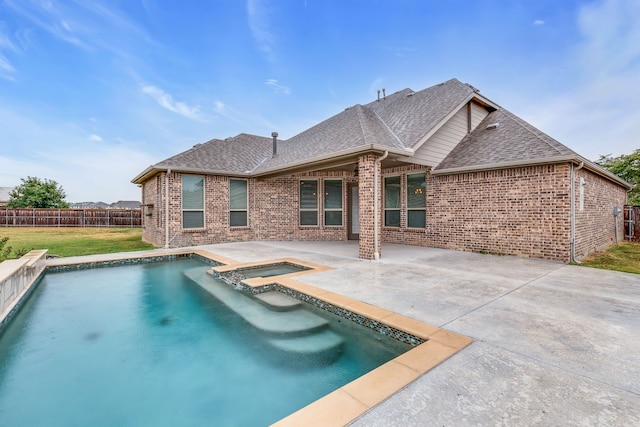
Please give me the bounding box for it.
[365,80,476,149]
[435,108,579,172]
[132,78,629,189]
[154,133,273,175]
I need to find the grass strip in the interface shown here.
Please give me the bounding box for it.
[0,227,155,257]
[580,241,640,274]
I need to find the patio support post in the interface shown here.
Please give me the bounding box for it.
[358,154,382,259]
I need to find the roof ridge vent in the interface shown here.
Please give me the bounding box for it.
[406,91,415,97]
[486,122,500,130]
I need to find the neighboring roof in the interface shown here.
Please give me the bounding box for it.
[131,78,630,189]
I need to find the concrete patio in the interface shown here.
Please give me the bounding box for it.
[191,241,640,426]
[47,240,640,425]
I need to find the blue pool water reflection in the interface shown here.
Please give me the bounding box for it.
[0,258,409,426]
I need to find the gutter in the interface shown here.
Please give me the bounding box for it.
[569,162,584,263]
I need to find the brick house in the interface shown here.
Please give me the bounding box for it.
[132,78,630,262]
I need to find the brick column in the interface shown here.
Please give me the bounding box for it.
[358,154,381,259]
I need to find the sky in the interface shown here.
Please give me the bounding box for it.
[0,0,638,203]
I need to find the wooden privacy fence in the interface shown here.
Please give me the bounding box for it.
[0,208,142,228]
[625,205,639,242]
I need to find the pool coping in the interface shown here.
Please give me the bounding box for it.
[44,249,473,426]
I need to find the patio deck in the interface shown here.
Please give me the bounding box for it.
[49,241,640,425]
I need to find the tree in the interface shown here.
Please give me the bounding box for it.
[596,149,640,206]
[8,176,70,208]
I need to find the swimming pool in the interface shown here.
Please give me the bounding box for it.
[0,258,411,426]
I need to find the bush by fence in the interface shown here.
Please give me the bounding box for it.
[0,208,141,228]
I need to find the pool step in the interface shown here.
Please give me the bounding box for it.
[184,268,330,337]
[254,291,302,312]
[269,329,343,357]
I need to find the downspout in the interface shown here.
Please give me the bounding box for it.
[373,151,389,260]
[569,161,584,262]
[165,169,171,249]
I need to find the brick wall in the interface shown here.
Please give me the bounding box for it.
[140,174,163,246]
[381,164,572,261]
[142,170,355,248]
[358,154,379,259]
[140,162,627,262]
[574,167,627,260]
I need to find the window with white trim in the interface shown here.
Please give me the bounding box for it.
[229,179,248,227]
[299,180,318,226]
[384,176,401,227]
[324,179,343,226]
[406,173,426,228]
[182,175,204,229]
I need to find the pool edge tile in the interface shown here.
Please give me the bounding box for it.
[429,328,474,350]
[394,340,464,373]
[379,313,441,340]
[341,359,421,408]
[271,389,368,427]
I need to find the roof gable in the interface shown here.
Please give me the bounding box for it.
[435,109,576,172]
[366,78,475,148]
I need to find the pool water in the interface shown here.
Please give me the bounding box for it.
[237,262,309,279]
[0,258,410,426]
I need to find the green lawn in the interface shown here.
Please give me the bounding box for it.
[0,227,155,258]
[580,241,640,274]
[1,227,638,274]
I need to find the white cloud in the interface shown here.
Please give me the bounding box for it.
[142,85,204,121]
[213,99,244,124]
[384,44,418,58]
[89,134,103,142]
[533,20,545,25]
[0,103,156,202]
[265,79,290,95]
[521,0,640,160]
[0,32,18,79]
[247,0,277,62]
[0,145,152,203]
[3,0,156,62]
[213,98,278,132]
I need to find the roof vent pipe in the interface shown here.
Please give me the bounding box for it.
[382,88,386,100]
[272,132,278,156]
[377,90,380,101]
